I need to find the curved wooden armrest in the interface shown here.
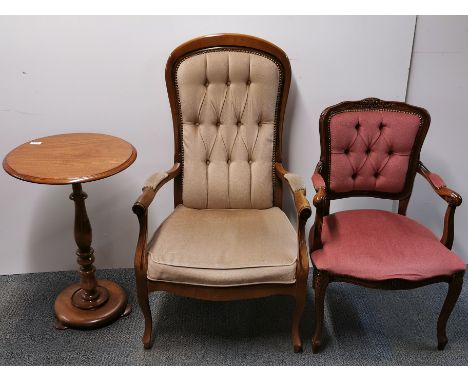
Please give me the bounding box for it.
[293,191,312,221]
[133,163,180,275]
[274,162,310,281]
[132,163,181,217]
[417,161,462,249]
[133,188,156,217]
[417,162,462,206]
[275,162,312,221]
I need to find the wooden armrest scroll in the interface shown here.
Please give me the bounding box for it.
[132,163,181,217]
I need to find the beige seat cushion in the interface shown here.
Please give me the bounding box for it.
[147,206,298,287]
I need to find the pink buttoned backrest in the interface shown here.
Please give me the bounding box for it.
[320,99,430,197]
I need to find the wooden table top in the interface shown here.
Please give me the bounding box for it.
[3,133,137,185]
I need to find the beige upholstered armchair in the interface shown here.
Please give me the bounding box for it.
[132,34,311,352]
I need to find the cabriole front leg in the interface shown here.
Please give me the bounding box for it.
[54,183,131,329]
[312,269,329,353]
[437,272,464,350]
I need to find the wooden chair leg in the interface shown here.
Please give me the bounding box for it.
[312,269,329,354]
[136,278,153,349]
[437,272,464,350]
[291,281,307,353]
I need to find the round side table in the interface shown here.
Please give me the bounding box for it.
[3,133,137,329]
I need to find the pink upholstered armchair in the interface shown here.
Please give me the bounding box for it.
[309,98,465,353]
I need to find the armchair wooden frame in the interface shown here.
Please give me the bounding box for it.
[132,34,311,352]
[309,98,464,353]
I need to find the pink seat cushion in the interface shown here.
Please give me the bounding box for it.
[312,209,466,281]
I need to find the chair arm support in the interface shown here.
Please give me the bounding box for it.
[311,162,327,208]
[310,162,328,252]
[132,163,181,274]
[417,161,462,249]
[417,161,462,206]
[132,163,181,217]
[275,162,312,221]
[275,162,310,281]
[310,186,327,252]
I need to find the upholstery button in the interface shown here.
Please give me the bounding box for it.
[205,81,209,87]
[351,173,357,179]
[374,172,379,178]
[206,159,210,165]
[365,148,371,154]
[344,148,350,154]
[379,123,385,129]
[216,121,221,127]
[195,122,200,126]
[247,80,251,85]
[248,160,252,164]
[237,121,241,127]
[226,81,231,86]
[355,123,360,130]
[227,159,231,164]
[388,150,393,155]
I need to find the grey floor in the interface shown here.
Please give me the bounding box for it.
[0,268,467,365]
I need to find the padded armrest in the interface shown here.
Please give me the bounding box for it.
[284,173,305,193]
[417,162,462,206]
[427,172,446,190]
[143,172,169,191]
[133,163,181,216]
[312,173,325,190]
[275,163,311,221]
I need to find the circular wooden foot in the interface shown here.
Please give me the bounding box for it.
[54,279,130,329]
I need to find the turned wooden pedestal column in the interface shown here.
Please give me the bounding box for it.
[3,133,137,329]
[53,183,131,329]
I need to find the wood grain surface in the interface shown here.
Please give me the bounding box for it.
[3,133,137,184]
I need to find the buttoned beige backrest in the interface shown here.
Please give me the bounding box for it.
[175,49,282,209]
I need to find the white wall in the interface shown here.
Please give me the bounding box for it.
[0,16,423,275]
[406,16,468,260]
